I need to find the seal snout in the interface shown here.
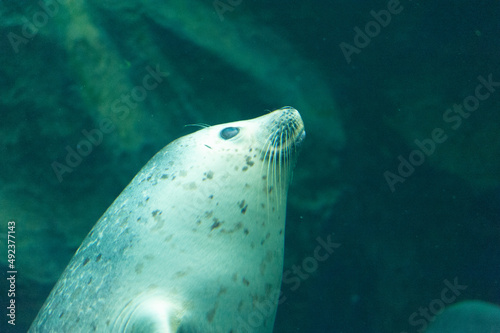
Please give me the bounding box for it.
[270,106,305,149]
[258,106,305,167]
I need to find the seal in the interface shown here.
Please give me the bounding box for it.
[29,107,305,333]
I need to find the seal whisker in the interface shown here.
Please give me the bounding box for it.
[184,123,211,129]
[268,131,278,213]
[278,129,285,205]
[259,130,276,218]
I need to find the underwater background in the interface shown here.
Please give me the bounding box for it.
[0,0,499,332]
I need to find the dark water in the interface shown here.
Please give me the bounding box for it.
[0,1,499,332]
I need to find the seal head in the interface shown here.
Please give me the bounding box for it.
[30,107,305,333]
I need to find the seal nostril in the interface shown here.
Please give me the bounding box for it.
[220,127,240,140]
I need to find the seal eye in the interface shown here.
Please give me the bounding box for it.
[220,127,240,140]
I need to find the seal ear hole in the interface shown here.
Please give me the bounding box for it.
[220,127,240,140]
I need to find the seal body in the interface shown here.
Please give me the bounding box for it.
[30,107,305,332]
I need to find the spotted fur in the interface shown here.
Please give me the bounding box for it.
[30,107,305,333]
